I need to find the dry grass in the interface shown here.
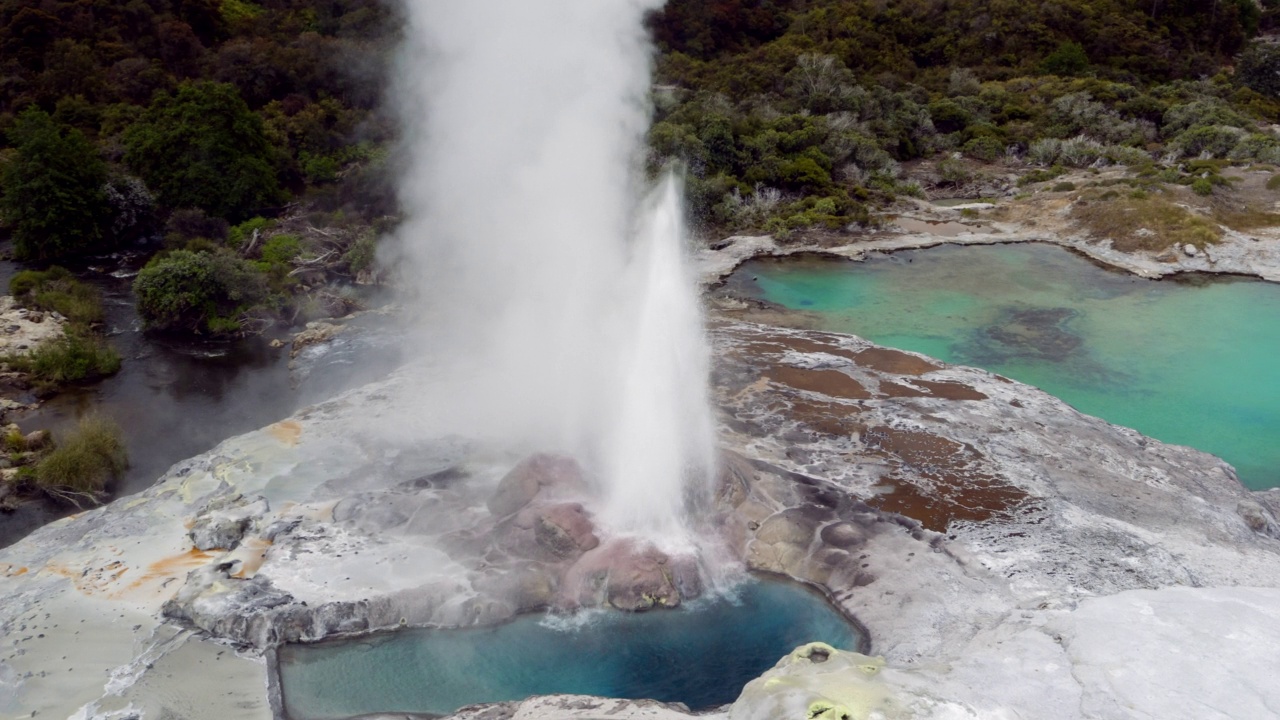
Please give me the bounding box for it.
[1214,207,1280,231]
[1071,194,1222,252]
[34,415,127,506]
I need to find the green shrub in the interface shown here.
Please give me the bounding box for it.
[34,415,127,504]
[133,249,270,334]
[1052,181,1077,192]
[1170,125,1247,158]
[3,332,121,389]
[228,216,272,249]
[1236,42,1280,99]
[937,156,972,185]
[342,231,376,274]
[1163,99,1253,135]
[1266,175,1280,191]
[258,234,302,266]
[123,81,283,221]
[1,108,113,262]
[961,136,1005,162]
[9,267,104,325]
[1040,42,1089,76]
[928,99,972,134]
[1191,177,1214,195]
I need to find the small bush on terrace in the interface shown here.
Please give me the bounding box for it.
[8,267,105,325]
[2,333,122,391]
[33,415,127,506]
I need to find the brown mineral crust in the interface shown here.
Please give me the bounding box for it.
[851,347,941,376]
[859,425,1031,531]
[910,379,988,401]
[878,380,933,399]
[769,366,871,400]
[877,379,988,401]
[784,397,862,437]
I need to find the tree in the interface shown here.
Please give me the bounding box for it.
[1,108,112,261]
[132,249,269,334]
[1236,41,1280,99]
[124,81,283,221]
[1040,42,1090,76]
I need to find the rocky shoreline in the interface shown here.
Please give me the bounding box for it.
[696,194,1280,287]
[1,314,1278,719]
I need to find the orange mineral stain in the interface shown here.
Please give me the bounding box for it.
[230,538,273,578]
[113,548,216,599]
[269,420,303,446]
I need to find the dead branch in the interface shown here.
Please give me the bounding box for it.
[240,228,262,258]
[42,485,105,509]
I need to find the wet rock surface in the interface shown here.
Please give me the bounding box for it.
[2,320,1280,719]
[0,296,67,359]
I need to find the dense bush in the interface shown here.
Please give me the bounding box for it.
[1040,42,1089,77]
[650,0,1258,84]
[124,82,283,221]
[1,108,113,261]
[1236,41,1280,99]
[133,249,270,334]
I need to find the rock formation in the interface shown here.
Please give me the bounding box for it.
[1,319,1279,719]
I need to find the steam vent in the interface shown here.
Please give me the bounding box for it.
[5,0,1280,719]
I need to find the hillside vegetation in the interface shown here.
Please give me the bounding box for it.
[0,0,394,333]
[2,0,1280,330]
[644,0,1280,233]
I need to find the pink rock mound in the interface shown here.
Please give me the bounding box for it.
[561,537,703,612]
[498,501,601,562]
[487,453,588,518]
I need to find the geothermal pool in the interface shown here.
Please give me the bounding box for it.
[277,579,860,719]
[727,243,1280,490]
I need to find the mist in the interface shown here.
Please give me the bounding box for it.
[385,0,717,545]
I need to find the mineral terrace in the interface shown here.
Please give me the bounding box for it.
[2,316,1279,719]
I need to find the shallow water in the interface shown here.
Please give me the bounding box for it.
[728,243,1280,490]
[277,579,860,719]
[0,254,402,548]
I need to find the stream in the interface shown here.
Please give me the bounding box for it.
[0,254,402,547]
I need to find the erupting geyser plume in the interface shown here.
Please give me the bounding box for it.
[391,0,717,546]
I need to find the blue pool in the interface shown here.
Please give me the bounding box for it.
[277,578,861,718]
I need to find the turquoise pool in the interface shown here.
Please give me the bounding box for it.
[729,243,1280,490]
[277,579,860,719]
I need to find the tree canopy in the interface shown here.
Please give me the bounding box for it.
[123,81,282,221]
[1,107,111,261]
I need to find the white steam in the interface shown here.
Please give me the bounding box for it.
[389,0,717,543]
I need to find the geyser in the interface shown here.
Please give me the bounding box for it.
[389,0,717,545]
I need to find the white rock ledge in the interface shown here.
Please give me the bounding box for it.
[1,322,1279,720]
